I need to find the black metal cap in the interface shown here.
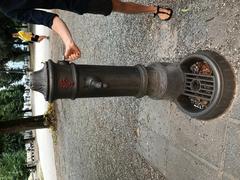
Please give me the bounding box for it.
[30,63,49,100]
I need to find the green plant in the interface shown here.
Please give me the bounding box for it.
[0,150,28,179]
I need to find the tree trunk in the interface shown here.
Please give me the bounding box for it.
[0,115,48,134]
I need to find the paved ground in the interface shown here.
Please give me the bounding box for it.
[50,0,240,179]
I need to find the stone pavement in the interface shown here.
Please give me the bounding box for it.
[50,0,240,179]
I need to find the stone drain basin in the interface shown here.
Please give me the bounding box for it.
[176,50,235,120]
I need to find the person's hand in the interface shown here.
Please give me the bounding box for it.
[51,17,80,61]
[64,41,81,61]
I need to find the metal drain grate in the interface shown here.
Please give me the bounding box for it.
[183,73,215,108]
[176,51,235,119]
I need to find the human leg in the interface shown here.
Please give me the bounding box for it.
[112,0,172,20]
[37,36,49,42]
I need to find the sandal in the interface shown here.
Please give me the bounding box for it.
[153,6,173,21]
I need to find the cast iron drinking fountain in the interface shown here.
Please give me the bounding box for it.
[30,50,235,120]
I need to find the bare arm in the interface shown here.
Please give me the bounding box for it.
[51,16,81,61]
[7,10,79,60]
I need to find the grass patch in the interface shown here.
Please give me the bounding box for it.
[44,103,58,144]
